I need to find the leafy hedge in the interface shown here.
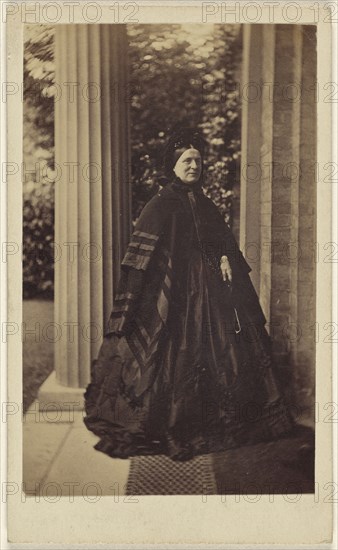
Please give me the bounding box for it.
[23,25,55,298]
[23,180,54,299]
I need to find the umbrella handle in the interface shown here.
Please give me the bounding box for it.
[234,307,242,334]
[223,280,242,334]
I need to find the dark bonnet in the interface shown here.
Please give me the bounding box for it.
[163,127,206,179]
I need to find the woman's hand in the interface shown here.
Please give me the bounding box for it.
[220,255,232,283]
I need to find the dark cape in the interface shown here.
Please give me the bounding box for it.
[83,177,294,461]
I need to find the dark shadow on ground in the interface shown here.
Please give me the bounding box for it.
[212,424,315,494]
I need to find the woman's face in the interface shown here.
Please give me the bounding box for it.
[173,148,202,185]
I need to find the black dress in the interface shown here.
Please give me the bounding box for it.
[83,177,293,461]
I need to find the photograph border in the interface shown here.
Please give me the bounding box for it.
[2,1,337,546]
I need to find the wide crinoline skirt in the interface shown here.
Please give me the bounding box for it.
[83,251,294,461]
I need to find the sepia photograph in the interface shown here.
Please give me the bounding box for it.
[2,1,336,546]
[22,20,316,496]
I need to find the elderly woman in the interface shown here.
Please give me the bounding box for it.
[83,127,293,461]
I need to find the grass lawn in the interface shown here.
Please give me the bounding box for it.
[23,299,54,413]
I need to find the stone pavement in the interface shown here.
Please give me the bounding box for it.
[23,402,314,497]
[23,404,130,498]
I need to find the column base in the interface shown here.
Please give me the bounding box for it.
[37,371,85,411]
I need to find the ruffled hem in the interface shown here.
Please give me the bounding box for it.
[83,389,294,462]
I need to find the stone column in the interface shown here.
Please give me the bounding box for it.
[292,26,317,407]
[260,24,303,382]
[40,24,131,404]
[240,24,263,294]
[240,24,317,407]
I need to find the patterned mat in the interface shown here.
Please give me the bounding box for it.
[125,453,217,495]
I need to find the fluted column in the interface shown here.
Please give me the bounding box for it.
[240,24,262,294]
[54,24,131,389]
